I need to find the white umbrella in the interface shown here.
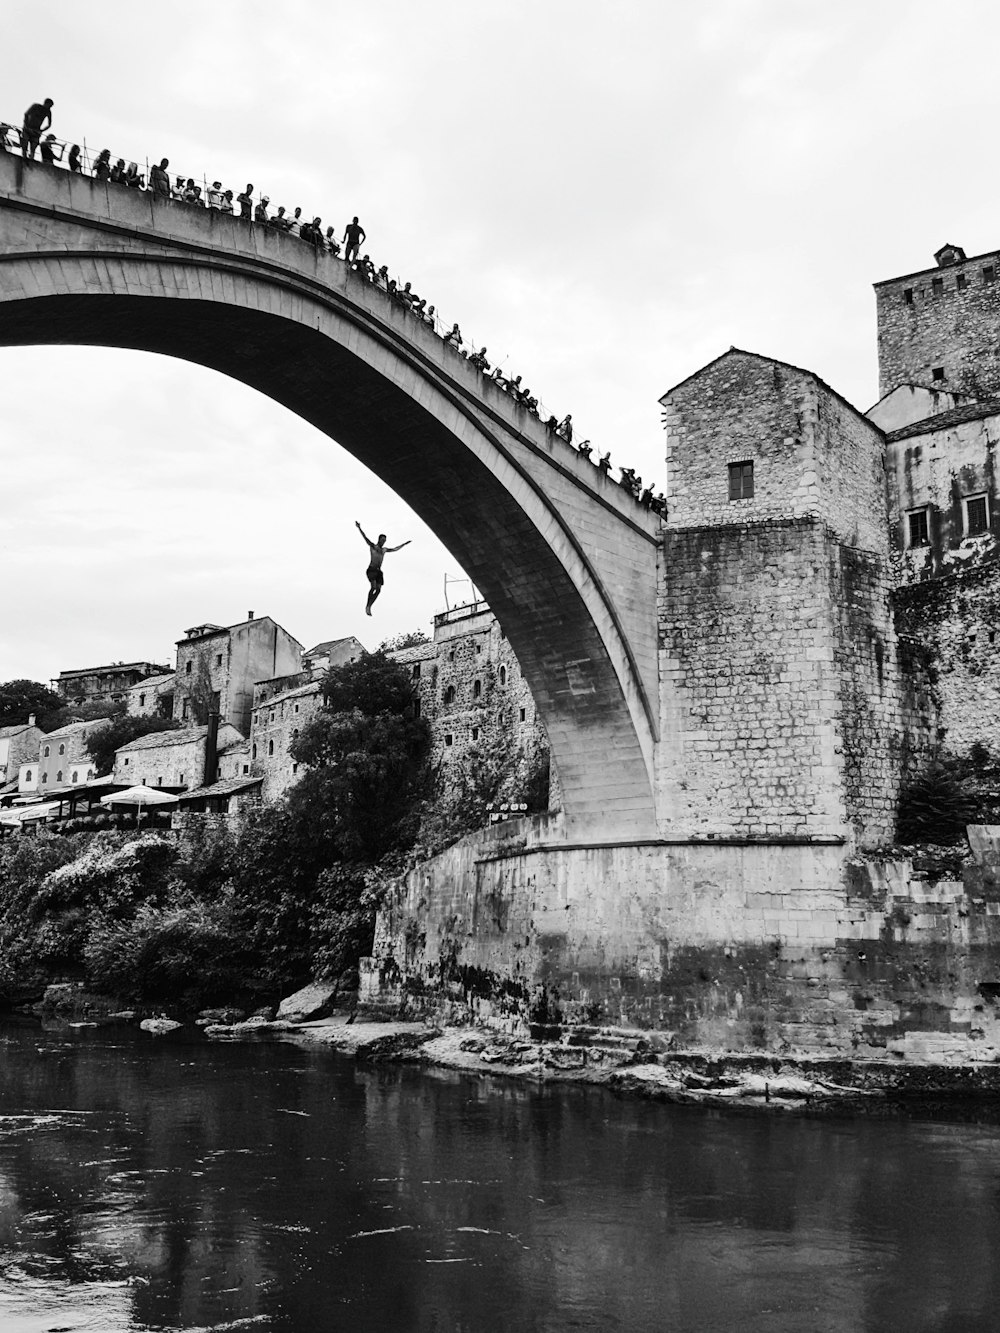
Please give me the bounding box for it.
[99,784,178,822]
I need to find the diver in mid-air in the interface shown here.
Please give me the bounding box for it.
[356,521,411,615]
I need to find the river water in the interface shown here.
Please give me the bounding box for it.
[1,1022,1000,1332]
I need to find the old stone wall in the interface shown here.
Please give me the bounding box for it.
[876,249,1000,399]
[249,681,324,802]
[895,561,1000,757]
[364,821,1000,1063]
[885,409,999,583]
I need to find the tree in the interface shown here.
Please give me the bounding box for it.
[378,629,430,653]
[0,680,64,729]
[85,715,182,777]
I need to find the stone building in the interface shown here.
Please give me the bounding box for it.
[126,672,176,718]
[21,718,111,794]
[173,614,303,736]
[113,721,244,790]
[0,717,43,789]
[302,636,366,676]
[249,680,324,802]
[53,660,170,708]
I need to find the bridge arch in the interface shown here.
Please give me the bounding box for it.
[0,155,660,833]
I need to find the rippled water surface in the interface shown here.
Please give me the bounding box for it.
[2,1021,1000,1331]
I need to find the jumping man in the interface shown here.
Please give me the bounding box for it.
[356,521,411,614]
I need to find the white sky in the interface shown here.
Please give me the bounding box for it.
[1,0,996,683]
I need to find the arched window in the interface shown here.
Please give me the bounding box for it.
[41,772,47,784]
[292,729,299,740]
[25,770,32,784]
[71,772,78,784]
[473,679,482,699]
[87,769,94,780]
[268,739,275,756]
[56,771,63,783]
[58,744,65,756]
[443,685,456,706]
[43,745,50,758]
[499,666,507,686]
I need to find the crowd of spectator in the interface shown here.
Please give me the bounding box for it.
[3,98,665,518]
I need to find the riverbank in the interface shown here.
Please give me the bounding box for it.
[198,1011,1000,1115]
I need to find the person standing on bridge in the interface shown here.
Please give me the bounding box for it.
[237,184,254,220]
[343,216,366,265]
[355,522,411,615]
[150,159,171,197]
[21,98,53,161]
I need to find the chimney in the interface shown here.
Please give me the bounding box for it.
[203,711,220,788]
[247,610,255,621]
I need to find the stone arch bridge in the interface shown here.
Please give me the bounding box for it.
[0,154,660,834]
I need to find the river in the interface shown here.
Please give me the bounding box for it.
[1,1020,999,1332]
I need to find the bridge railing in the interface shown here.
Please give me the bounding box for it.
[0,114,664,514]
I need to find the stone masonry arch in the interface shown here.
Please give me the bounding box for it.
[0,154,660,834]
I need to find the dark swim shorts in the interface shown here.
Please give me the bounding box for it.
[367,565,384,587]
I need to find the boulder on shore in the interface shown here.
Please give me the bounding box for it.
[277,982,339,1023]
[140,1018,181,1035]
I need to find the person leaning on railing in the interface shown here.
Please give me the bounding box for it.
[149,158,170,197]
[21,98,53,161]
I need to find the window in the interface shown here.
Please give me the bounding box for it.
[25,771,32,783]
[43,746,50,758]
[86,769,94,781]
[157,776,163,787]
[58,744,65,755]
[520,707,527,722]
[56,771,62,783]
[243,764,249,775]
[268,740,274,756]
[903,288,914,305]
[728,460,754,500]
[294,704,299,713]
[139,693,146,707]
[123,758,129,767]
[499,666,507,686]
[269,712,275,724]
[475,643,482,654]
[252,744,257,760]
[292,762,299,775]
[965,493,990,536]
[444,733,453,747]
[41,772,47,784]
[907,508,930,547]
[932,366,945,381]
[443,685,456,706]
[448,650,455,663]
[932,277,944,298]
[957,273,968,292]
[182,699,190,720]
[985,266,996,284]
[71,772,78,784]
[185,661,193,675]
[179,773,184,785]
[471,727,480,741]
[413,698,421,719]
[215,653,223,667]
[473,679,482,699]
[412,663,421,679]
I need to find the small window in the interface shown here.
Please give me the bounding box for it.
[965,493,990,536]
[243,764,249,775]
[56,771,62,783]
[123,758,129,767]
[443,684,456,706]
[444,733,453,747]
[292,763,299,775]
[41,772,47,783]
[185,661,193,675]
[907,508,929,547]
[499,666,507,686]
[139,693,146,707]
[157,777,163,787]
[292,728,299,741]
[215,653,223,667]
[932,277,944,298]
[58,744,65,756]
[25,771,32,783]
[179,773,184,785]
[519,707,526,722]
[294,704,299,713]
[475,643,482,654]
[252,744,257,760]
[448,650,455,663]
[269,712,275,724]
[728,460,754,501]
[985,266,996,284]
[932,366,945,381]
[182,699,190,719]
[413,698,421,719]
[471,727,480,741]
[903,288,914,305]
[957,273,968,292]
[473,679,482,699]
[268,739,274,756]
[71,772,78,784]
[412,663,421,679]
[43,746,50,758]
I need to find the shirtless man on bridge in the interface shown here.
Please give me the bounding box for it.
[356,522,411,615]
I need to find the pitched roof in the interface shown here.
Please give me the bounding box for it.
[128,673,175,692]
[388,642,437,664]
[885,398,1000,442]
[44,718,112,739]
[254,681,322,709]
[303,636,365,657]
[117,726,207,753]
[176,776,263,803]
[0,722,34,739]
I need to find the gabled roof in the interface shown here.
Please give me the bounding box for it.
[388,642,438,664]
[117,726,207,753]
[0,722,36,739]
[175,776,263,803]
[43,718,112,739]
[886,398,1000,442]
[253,681,322,709]
[128,673,175,692]
[659,347,885,437]
[304,635,364,657]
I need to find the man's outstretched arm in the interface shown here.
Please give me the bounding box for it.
[355,520,375,548]
[386,539,411,553]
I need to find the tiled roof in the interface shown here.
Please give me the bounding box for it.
[0,723,32,738]
[128,673,175,692]
[254,681,322,709]
[389,642,437,664]
[176,776,263,802]
[304,636,361,657]
[885,399,1000,442]
[117,726,206,752]
[44,718,112,739]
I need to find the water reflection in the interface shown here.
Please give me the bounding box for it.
[0,1022,999,1331]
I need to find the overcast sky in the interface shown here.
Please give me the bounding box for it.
[1,0,995,684]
